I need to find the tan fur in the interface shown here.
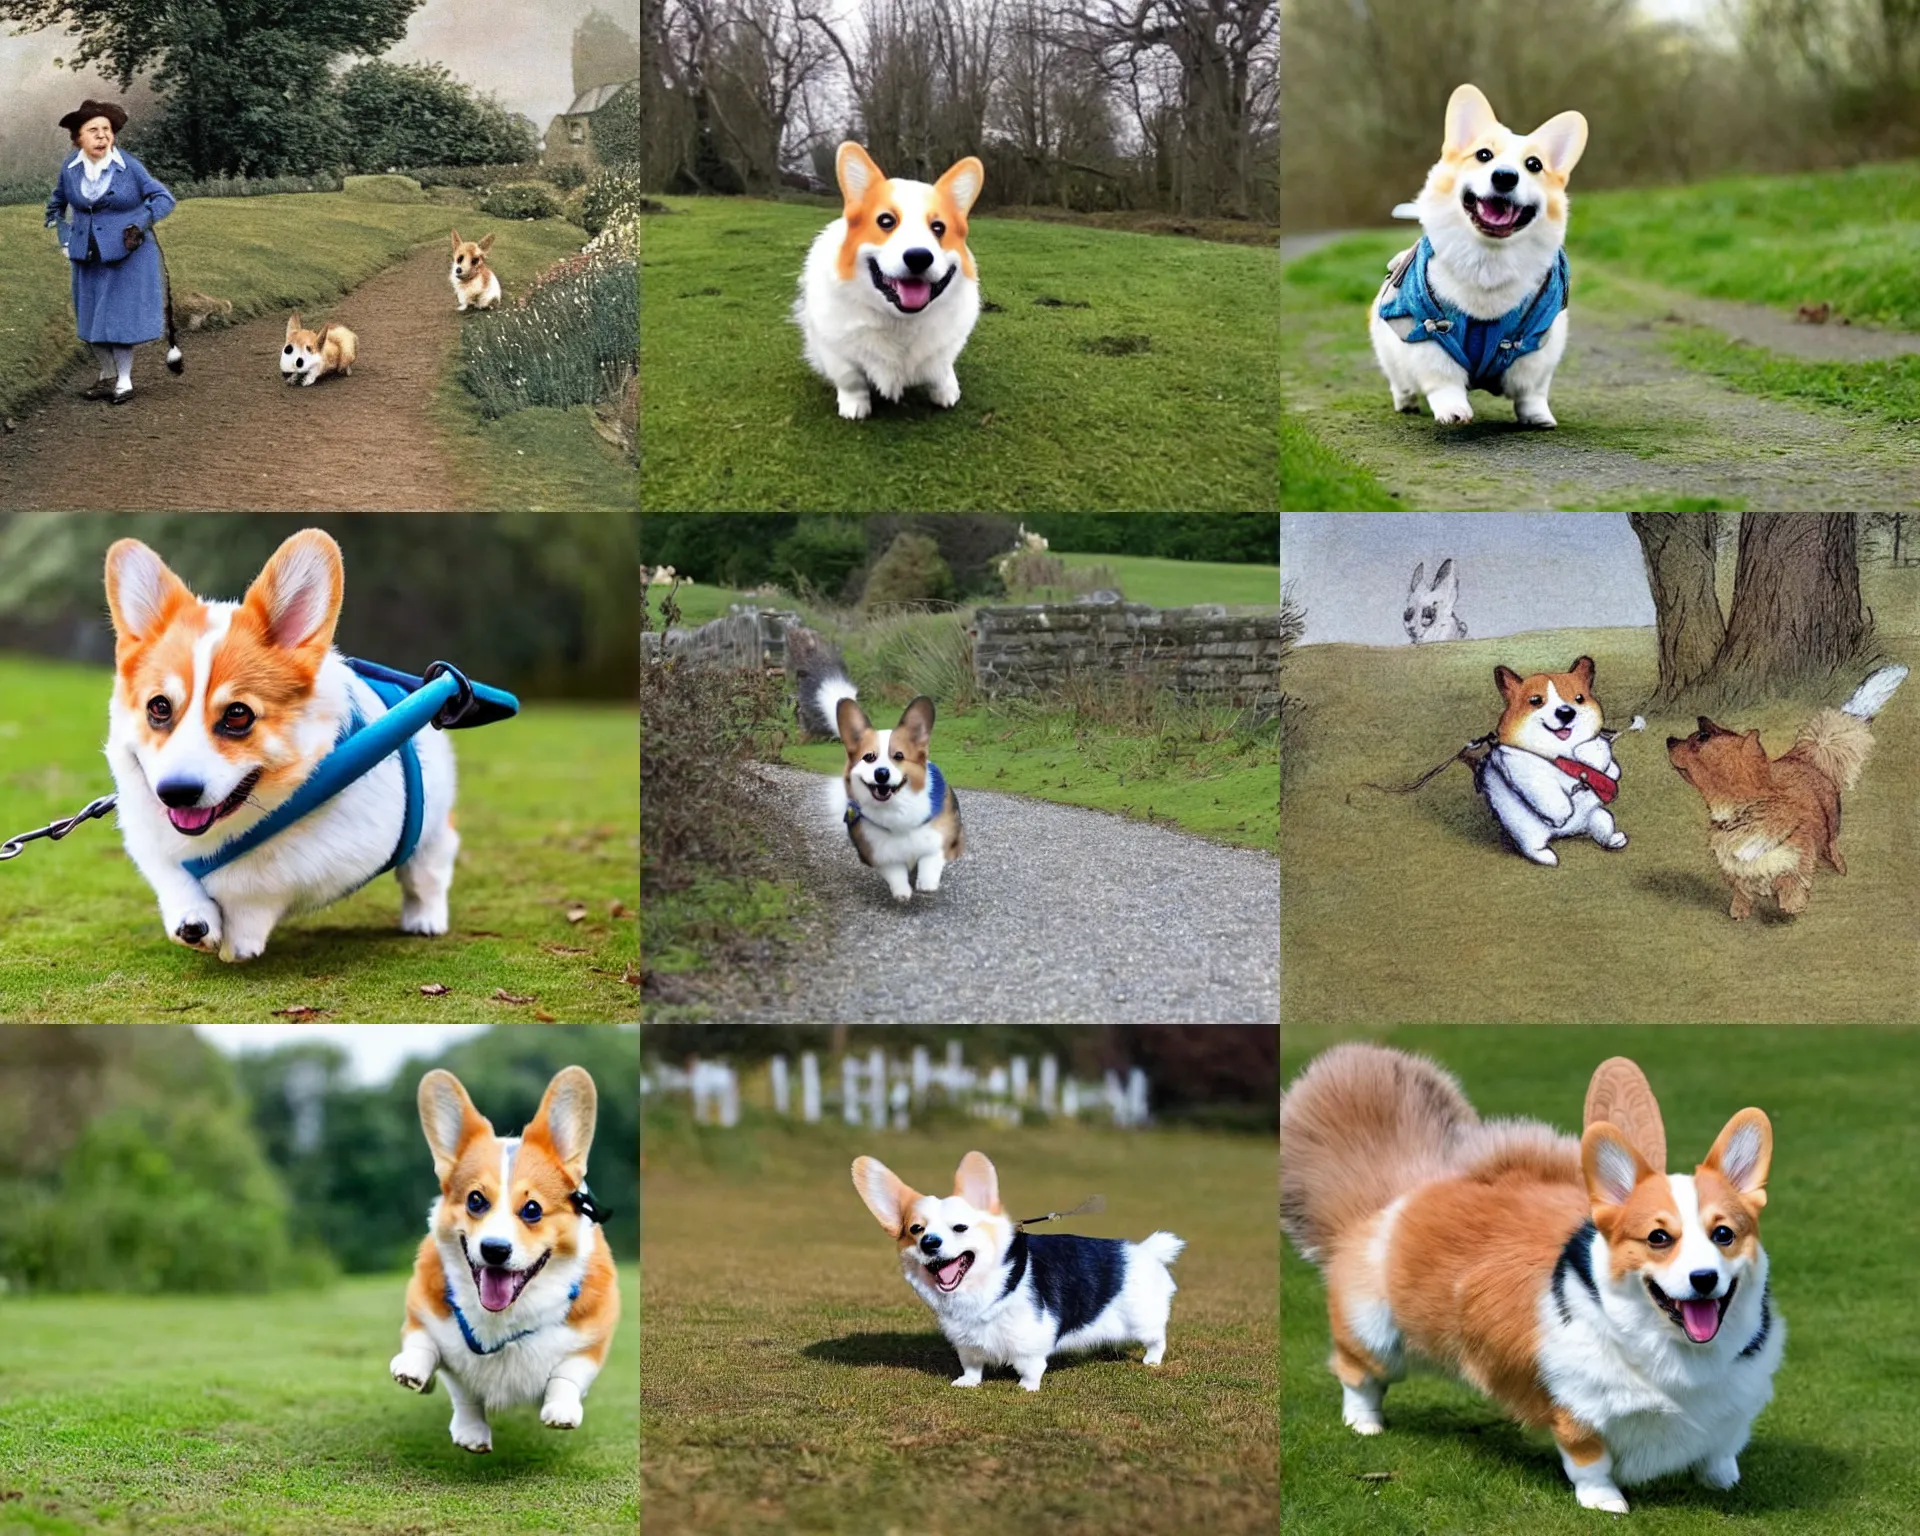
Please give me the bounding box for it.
[284,311,357,382]
[1494,656,1599,746]
[449,228,501,311]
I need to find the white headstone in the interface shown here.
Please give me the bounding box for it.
[868,1048,886,1129]
[1011,1057,1029,1103]
[1127,1067,1148,1128]
[842,1055,861,1126]
[801,1052,821,1123]
[911,1045,930,1099]
[770,1055,790,1117]
[1040,1055,1058,1113]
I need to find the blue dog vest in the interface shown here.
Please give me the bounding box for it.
[1376,237,1570,393]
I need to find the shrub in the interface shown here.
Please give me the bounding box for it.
[341,173,426,203]
[403,161,543,189]
[337,61,536,172]
[545,161,588,190]
[864,532,955,611]
[461,247,637,418]
[479,182,562,220]
[1001,548,1122,600]
[581,164,647,235]
[771,519,868,599]
[868,514,1018,597]
[857,610,980,708]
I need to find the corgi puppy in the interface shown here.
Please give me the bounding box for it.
[104,529,460,961]
[280,311,357,386]
[391,1067,620,1453]
[1476,655,1629,865]
[450,228,501,312]
[1667,663,1907,919]
[794,141,985,420]
[852,1150,1183,1391]
[1371,83,1588,427]
[1282,1044,1782,1514]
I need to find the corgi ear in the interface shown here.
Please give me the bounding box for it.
[852,1156,921,1234]
[285,312,301,339]
[837,141,885,210]
[1742,728,1769,766]
[1696,715,1719,735]
[836,694,873,753]
[1494,664,1526,701]
[526,1065,597,1185]
[1443,83,1500,156]
[954,1150,1001,1214]
[1529,110,1589,177]
[104,539,194,643]
[1571,655,1596,692]
[1583,1120,1655,1218]
[418,1069,492,1183]
[896,696,935,752]
[479,233,494,254]
[935,156,984,216]
[450,228,461,248]
[1702,1108,1772,1208]
[241,528,343,660]
[1583,1057,1666,1173]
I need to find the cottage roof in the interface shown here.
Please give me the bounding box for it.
[563,81,636,116]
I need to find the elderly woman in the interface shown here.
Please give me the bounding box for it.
[43,99,177,405]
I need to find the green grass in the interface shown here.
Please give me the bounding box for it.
[641,1116,1277,1533]
[1282,1024,1920,1534]
[1654,328,1920,432]
[0,1271,638,1535]
[0,655,637,1023]
[1280,602,1920,1023]
[644,581,765,628]
[638,197,1277,511]
[1052,552,1280,610]
[1280,412,1403,510]
[642,873,811,978]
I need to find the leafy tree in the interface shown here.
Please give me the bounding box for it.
[863,532,955,610]
[336,61,535,172]
[591,83,642,165]
[771,518,869,599]
[573,7,641,97]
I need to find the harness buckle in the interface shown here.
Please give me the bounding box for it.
[422,661,476,730]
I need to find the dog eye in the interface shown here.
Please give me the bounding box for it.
[877,212,896,230]
[520,1200,542,1224]
[218,703,254,736]
[953,1223,968,1233]
[931,219,946,237]
[467,1191,490,1214]
[1711,1225,1735,1246]
[892,751,904,762]
[1574,694,1585,703]
[909,1224,923,1235]
[283,344,293,354]
[863,752,877,763]
[1475,148,1493,163]
[146,695,172,724]
[1526,156,1543,174]
[1698,729,1712,742]
[1646,1229,1672,1247]
[1529,695,1543,707]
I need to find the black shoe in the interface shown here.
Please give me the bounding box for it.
[109,385,134,405]
[80,379,115,400]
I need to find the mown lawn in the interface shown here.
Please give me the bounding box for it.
[0,655,638,1023]
[0,1271,638,1535]
[1282,1024,1920,1535]
[1052,552,1280,610]
[1280,612,1920,1024]
[641,1116,1278,1534]
[638,197,1277,512]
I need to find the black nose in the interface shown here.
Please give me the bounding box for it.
[872,765,890,784]
[1689,1269,1718,1296]
[1491,169,1519,193]
[155,779,205,809]
[902,247,934,275]
[919,1233,942,1254]
[1554,706,1576,724]
[480,1238,513,1266]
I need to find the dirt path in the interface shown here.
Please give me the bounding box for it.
[1598,269,1920,363]
[0,244,465,511]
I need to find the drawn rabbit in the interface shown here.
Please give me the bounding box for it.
[1404,560,1467,643]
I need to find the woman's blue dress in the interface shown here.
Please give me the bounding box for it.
[45,150,176,346]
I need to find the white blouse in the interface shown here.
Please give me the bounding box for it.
[71,146,124,202]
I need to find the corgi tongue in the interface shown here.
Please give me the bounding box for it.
[1680,1298,1720,1342]
[168,805,217,834]
[479,1267,519,1312]
[893,278,932,312]
[1477,197,1522,227]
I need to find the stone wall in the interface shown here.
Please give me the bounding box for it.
[971,599,1285,710]
[643,607,798,670]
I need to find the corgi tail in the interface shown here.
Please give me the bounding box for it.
[1795,707,1878,792]
[786,625,854,740]
[1135,1231,1185,1268]
[1280,1043,1476,1265]
[1841,663,1908,722]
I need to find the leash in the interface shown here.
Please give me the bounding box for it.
[152,227,183,373]
[1016,1194,1104,1230]
[1,794,118,861]
[1363,734,1495,795]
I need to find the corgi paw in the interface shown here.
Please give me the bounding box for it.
[1517,408,1558,429]
[951,1373,983,1388]
[1347,1416,1385,1436]
[928,373,961,409]
[400,897,450,936]
[1604,832,1628,849]
[1574,1484,1628,1514]
[1427,388,1473,425]
[390,1351,436,1393]
[835,388,871,420]
[1019,1378,1045,1392]
[541,1383,584,1429]
[1523,847,1560,866]
[170,910,221,952]
[449,1415,493,1453]
[1389,386,1420,413]
[1696,1455,1740,1490]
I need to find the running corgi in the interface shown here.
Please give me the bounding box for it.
[449,228,502,312]
[279,311,357,386]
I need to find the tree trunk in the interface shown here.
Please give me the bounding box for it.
[1630,512,1726,702]
[1713,513,1866,696]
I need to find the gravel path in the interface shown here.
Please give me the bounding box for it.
[735,765,1279,1024]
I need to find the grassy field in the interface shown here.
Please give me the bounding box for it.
[1279,411,1402,511]
[0,655,638,1023]
[1051,552,1279,609]
[640,1115,1278,1534]
[0,1271,638,1535]
[638,197,1277,511]
[1280,604,1920,1023]
[1282,1024,1920,1535]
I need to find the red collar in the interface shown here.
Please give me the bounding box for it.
[1551,755,1618,804]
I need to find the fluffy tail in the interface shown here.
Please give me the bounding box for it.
[1135,1231,1185,1268]
[785,625,856,740]
[1842,663,1908,721]
[1280,1043,1477,1263]
[1794,664,1906,792]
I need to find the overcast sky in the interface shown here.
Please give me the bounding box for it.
[194,1024,489,1087]
[1281,513,1657,646]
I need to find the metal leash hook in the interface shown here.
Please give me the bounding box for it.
[1,794,118,861]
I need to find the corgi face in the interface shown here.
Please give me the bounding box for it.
[1667,717,1772,804]
[1583,1109,1771,1346]
[281,312,328,384]
[419,1066,598,1315]
[832,142,983,316]
[104,530,343,839]
[1418,83,1587,249]
[852,1151,1015,1298]
[450,227,495,280]
[1495,656,1602,756]
[837,694,935,810]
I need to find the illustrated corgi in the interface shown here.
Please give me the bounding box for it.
[280,311,357,386]
[794,141,985,420]
[788,625,962,902]
[1667,663,1907,919]
[103,529,460,961]
[391,1067,620,1453]
[1476,655,1629,865]
[851,1150,1183,1391]
[1281,1043,1783,1514]
[450,228,501,312]
[1404,559,1467,643]
[1371,83,1588,427]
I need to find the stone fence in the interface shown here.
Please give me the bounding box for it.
[642,608,798,670]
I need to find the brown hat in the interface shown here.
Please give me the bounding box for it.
[58,100,128,136]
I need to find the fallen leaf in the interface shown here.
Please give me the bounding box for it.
[272,1005,325,1020]
[564,902,588,924]
[623,966,641,986]
[492,988,534,1005]
[1355,1471,1394,1483]
[541,943,591,956]
[533,1010,556,1022]
[419,983,449,996]
[609,899,632,919]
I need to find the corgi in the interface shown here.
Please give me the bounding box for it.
[1476,655,1629,865]
[450,228,501,312]
[280,310,357,386]
[103,528,460,961]
[1371,83,1588,428]
[1667,663,1907,919]
[852,1150,1183,1391]
[1281,1043,1782,1514]
[794,141,985,420]
[391,1067,620,1453]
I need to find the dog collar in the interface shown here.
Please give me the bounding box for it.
[844,761,946,830]
[444,1274,584,1356]
[1377,237,1570,393]
[1549,755,1619,804]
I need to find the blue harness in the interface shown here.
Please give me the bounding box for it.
[1376,237,1570,393]
[844,762,947,833]
[444,1275,584,1356]
[182,659,517,884]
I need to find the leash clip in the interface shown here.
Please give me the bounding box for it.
[1,794,118,862]
[422,661,476,730]
[569,1188,610,1224]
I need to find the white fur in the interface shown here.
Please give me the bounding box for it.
[451,262,501,312]
[1404,560,1467,643]
[794,177,981,420]
[818,674,952,902]
[1478,682,1627,865]
[1842,663,1909,720]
